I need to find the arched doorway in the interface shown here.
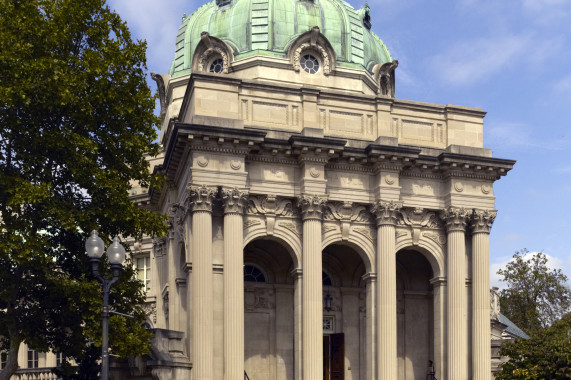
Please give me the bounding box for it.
[243,238,296,380]
[396,249,434,380]
[322,243,368,380]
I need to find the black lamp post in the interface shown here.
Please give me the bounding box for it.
[85,230,126,380]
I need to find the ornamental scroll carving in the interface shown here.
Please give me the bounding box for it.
[323,201,371,223]
[298,195,327,220]
[142,302,157,324]
[187,185,217,212]
[324,201,371,240]
[221,187,248,215]
[397,207,442,245]
[471,209,497,234]
[248,195,296,217]
[440,207,470,232]
[370,200,402,226]
[248,195,296,235]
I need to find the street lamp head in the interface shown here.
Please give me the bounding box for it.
[107,236,126,265]
[85,230,105,259]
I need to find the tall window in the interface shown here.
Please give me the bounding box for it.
[136,255,151,292]
[27,349,38,368]
[1,352,7,370]
[55,352,63,367]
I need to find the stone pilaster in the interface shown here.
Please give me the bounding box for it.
[371,200,401,380]
[430,276,447,380]
[189,185,216,380]
[291,268,303,380]
[471,209,496,380]
[298,195,326,380]
[440,207,470,380]
[221,188,248,380]
[363,273,376,380]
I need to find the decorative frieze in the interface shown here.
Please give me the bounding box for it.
[221,187,248,215]
[471,209,497,234]
[188,185,217,213]
[370,200,402,226]
[297,195,327,221]
[440,207,470,232]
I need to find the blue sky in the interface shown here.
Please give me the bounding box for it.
[107,0,571,286]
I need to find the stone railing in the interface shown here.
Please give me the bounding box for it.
[11,368,60,380]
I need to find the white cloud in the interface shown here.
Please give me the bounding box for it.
[107,0,192,75]
[522,0,571,24]
[427,34,532,86]
[491,251,569,289]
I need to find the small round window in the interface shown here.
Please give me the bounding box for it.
[244,265,266,282]
[300,54,320,74]
[209,58,224,74]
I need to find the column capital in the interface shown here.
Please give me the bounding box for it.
[440,206,470,232]
[297,194,327,221]
[188,184,217,213]
[471,209,497,234]
[221,187,248,215]
[370,200,402,226]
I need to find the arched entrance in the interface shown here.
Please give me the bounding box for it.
[243,238,296,380]
[322,243,368,380]
[396,249,434,380]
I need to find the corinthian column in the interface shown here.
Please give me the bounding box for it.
[471,209,496,380]
[189,185,216,380]
[440,207,470,380]
[298,195,326,380]
[221,188,248,380]
[371,201,401,380]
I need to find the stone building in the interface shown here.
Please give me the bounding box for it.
[126,0,516,379]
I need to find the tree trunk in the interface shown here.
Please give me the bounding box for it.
[0,334,21,380]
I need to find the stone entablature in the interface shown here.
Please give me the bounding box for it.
[159,73,488,151]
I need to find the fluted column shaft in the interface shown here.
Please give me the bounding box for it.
[441,207,469,380]
[472,210,496,380]
[167,229,179,331]
[190,185,216,380]
[222,189,248,380]
[364,274,376,380]
[372,201,400,380]
[298,195,325,380]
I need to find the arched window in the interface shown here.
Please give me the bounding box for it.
[209,57,224,73]
[244,265,266,282]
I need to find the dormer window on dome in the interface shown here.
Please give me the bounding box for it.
[300,54,320,74]
[288,26,336,76]
[191,32,234,75]
[209,58,224,73]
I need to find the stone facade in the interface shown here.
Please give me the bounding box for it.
[122,1,516,379]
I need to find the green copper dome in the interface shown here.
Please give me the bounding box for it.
[169,0,392,77]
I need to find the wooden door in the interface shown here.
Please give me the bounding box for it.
[323,333,344,380]
[330,333,344,380]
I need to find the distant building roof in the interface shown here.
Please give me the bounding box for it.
[499,313,530,339]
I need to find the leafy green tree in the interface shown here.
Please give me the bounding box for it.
[0,0,166,379]
[498,249,571,334]
[495,313,571,379]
